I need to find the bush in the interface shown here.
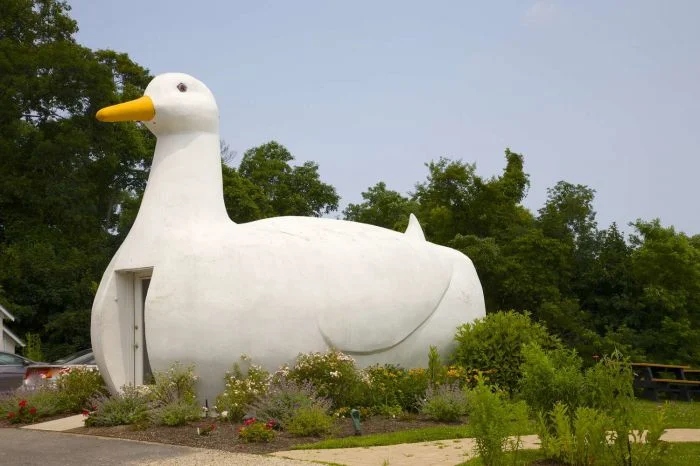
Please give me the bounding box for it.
[537,402,610,466]
[519,343,585,416]
[363,364,429,413]
[237,418,276,443]
[419,383,468,422]
[467,375,529,466]
[4,398,38,424]
[247,379,330,429]
[150,362,198,406]
[84,385,152,427]
[286,405,335,437]
[215,356,270,421]
[1,388,71,421]
[535,351,669,466]
[154,400,201,426]
[286,350,364,409]
[54,366,108,412]
[452,310,559,394]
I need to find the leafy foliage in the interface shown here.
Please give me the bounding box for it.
[84,386,152,427]
[363,364,429,413]
[286,405,335,437]
[519,343,586,416]
[452,311,560,394]
[54,366,107,412]
[247,379,331,430]
[285,350,364,409]
[466,375,529,466]
[418,383,468,422]
[215,356,270,421]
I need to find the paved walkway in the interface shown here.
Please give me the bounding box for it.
[17,416,700,466]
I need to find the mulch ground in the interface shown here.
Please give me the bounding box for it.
[57,415,455,455]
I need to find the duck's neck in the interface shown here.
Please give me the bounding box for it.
[134,131,229,232]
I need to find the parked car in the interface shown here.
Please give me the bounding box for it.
[0,351,39,393]
[23,348,98,389]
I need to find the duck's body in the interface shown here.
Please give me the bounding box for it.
[91,73,486,401]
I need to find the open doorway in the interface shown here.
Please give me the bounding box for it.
[133,270,153,385]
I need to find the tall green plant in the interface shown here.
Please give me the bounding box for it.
[467,375,528,466]
[23,333,44,362]
[453,310,560,393]
[519,342,585,416]
[428,345,447,386]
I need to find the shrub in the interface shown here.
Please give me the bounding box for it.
[585,351,668,466]
[419,383,468,422]
[215,356,270,421]
[154,400,201,426]
[363,364,429,413]
[519,343,585,416]
[84,385,151,427]
[467,375,529,466]
[247,379,330,429]
[54,366,108,412]
[286,349,364,408]
[536,351,669,466]
[237,418,276,443]
[286,405,335,437]
[150,362,198,406]
[537,402,610,466]
[583,350,634,414]
[0,388,69,420]
[452,310,560,394]
[5,398,38,424]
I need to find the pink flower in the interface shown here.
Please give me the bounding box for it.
[82,409,90,417]
[18,400,27,408]
[243,417,256,426]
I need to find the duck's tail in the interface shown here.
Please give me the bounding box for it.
[405,213,426,241]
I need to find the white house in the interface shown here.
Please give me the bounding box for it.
[0,304,25,354]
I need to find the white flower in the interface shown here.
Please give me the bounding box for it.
[329,370,340,378]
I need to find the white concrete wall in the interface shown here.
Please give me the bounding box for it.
[2,331,17,354]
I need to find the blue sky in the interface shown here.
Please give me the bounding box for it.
[67,0,700,234]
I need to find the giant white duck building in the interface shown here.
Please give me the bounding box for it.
[91,73,486,401]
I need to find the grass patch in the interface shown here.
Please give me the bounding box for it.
[634,399,700,428]
[458,449,542,465]
[459,443,700,466]
[294,425,475,449]
[663,442,700,466]
[293,419,536,450]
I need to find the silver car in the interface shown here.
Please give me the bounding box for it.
[0,352,37,392]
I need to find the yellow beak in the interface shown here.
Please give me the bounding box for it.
[96,96,155,122]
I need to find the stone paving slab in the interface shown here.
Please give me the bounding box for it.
[273,435,542,466]
[21,413,85,431]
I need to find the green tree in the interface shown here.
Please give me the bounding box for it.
[232,141,339,219]
[0,0,153,358]
[343,182,418,231]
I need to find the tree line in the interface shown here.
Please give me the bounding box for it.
[2,1,698,363]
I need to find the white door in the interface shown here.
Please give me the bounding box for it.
[133,271,152,385]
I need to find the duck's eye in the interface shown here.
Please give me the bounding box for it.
[176,83,188,92]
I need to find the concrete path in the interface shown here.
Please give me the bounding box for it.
[274,435,541,466]
[13,415,700,466]
[273,429,700,466]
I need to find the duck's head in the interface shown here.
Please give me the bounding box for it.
[96,72,219,136]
